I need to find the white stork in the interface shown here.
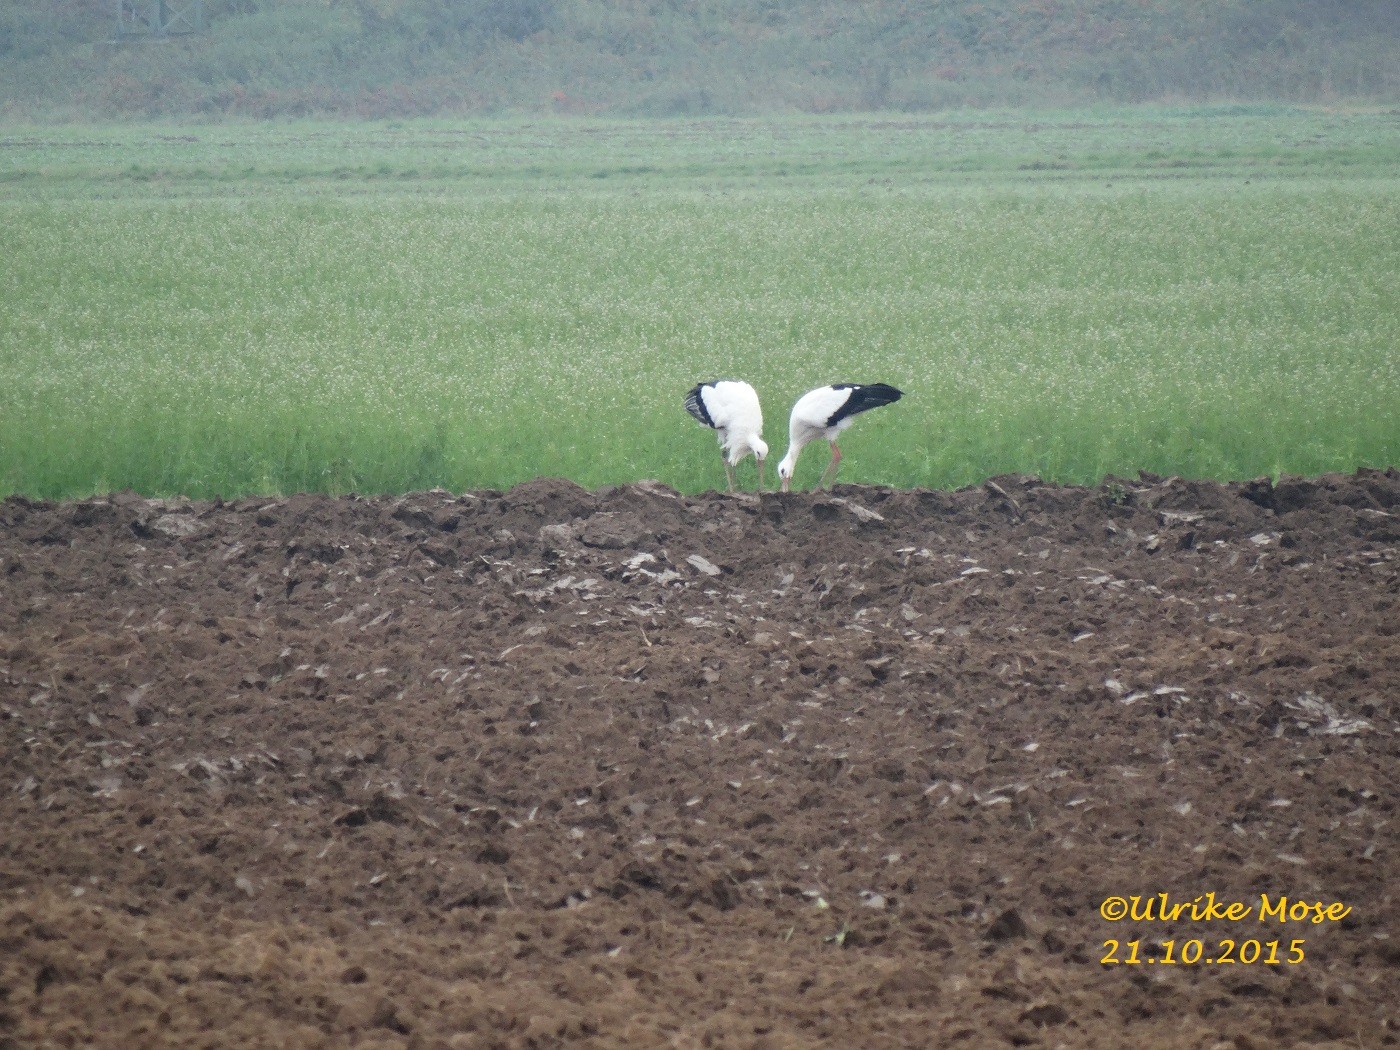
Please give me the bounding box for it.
[684,379,769,492]
[777,383,904,492]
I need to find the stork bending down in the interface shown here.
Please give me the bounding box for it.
[777,383,903,492]
[684,379,769,492]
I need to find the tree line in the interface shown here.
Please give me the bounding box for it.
[2,0,1396,119]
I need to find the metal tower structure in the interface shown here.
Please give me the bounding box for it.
[115,0,205,38]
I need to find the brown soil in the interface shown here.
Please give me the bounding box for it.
[2,471,1397,1049]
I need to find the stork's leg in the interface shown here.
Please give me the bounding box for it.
[724,459,737,493]
[818,441,842,489]
[756,457,766,494]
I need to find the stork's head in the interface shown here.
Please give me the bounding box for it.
[751,436,769,462]
[776,454,796,493]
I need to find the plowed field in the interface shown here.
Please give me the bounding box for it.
[2,471,1397,1048]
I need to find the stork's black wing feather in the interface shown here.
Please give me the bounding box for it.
[684,382,716,427]
[684,381,718,428]
[825,383,903,427]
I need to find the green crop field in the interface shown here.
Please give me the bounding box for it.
[1,107,1397,498]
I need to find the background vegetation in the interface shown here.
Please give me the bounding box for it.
[1,0,1398,120]
[1,109,1396,498]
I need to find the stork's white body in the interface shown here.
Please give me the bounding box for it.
[778,383,903,491]
[685,380,769,492]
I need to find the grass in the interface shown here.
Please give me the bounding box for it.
[1,107,1396,498]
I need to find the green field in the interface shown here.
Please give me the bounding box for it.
[2,107,1397,498]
